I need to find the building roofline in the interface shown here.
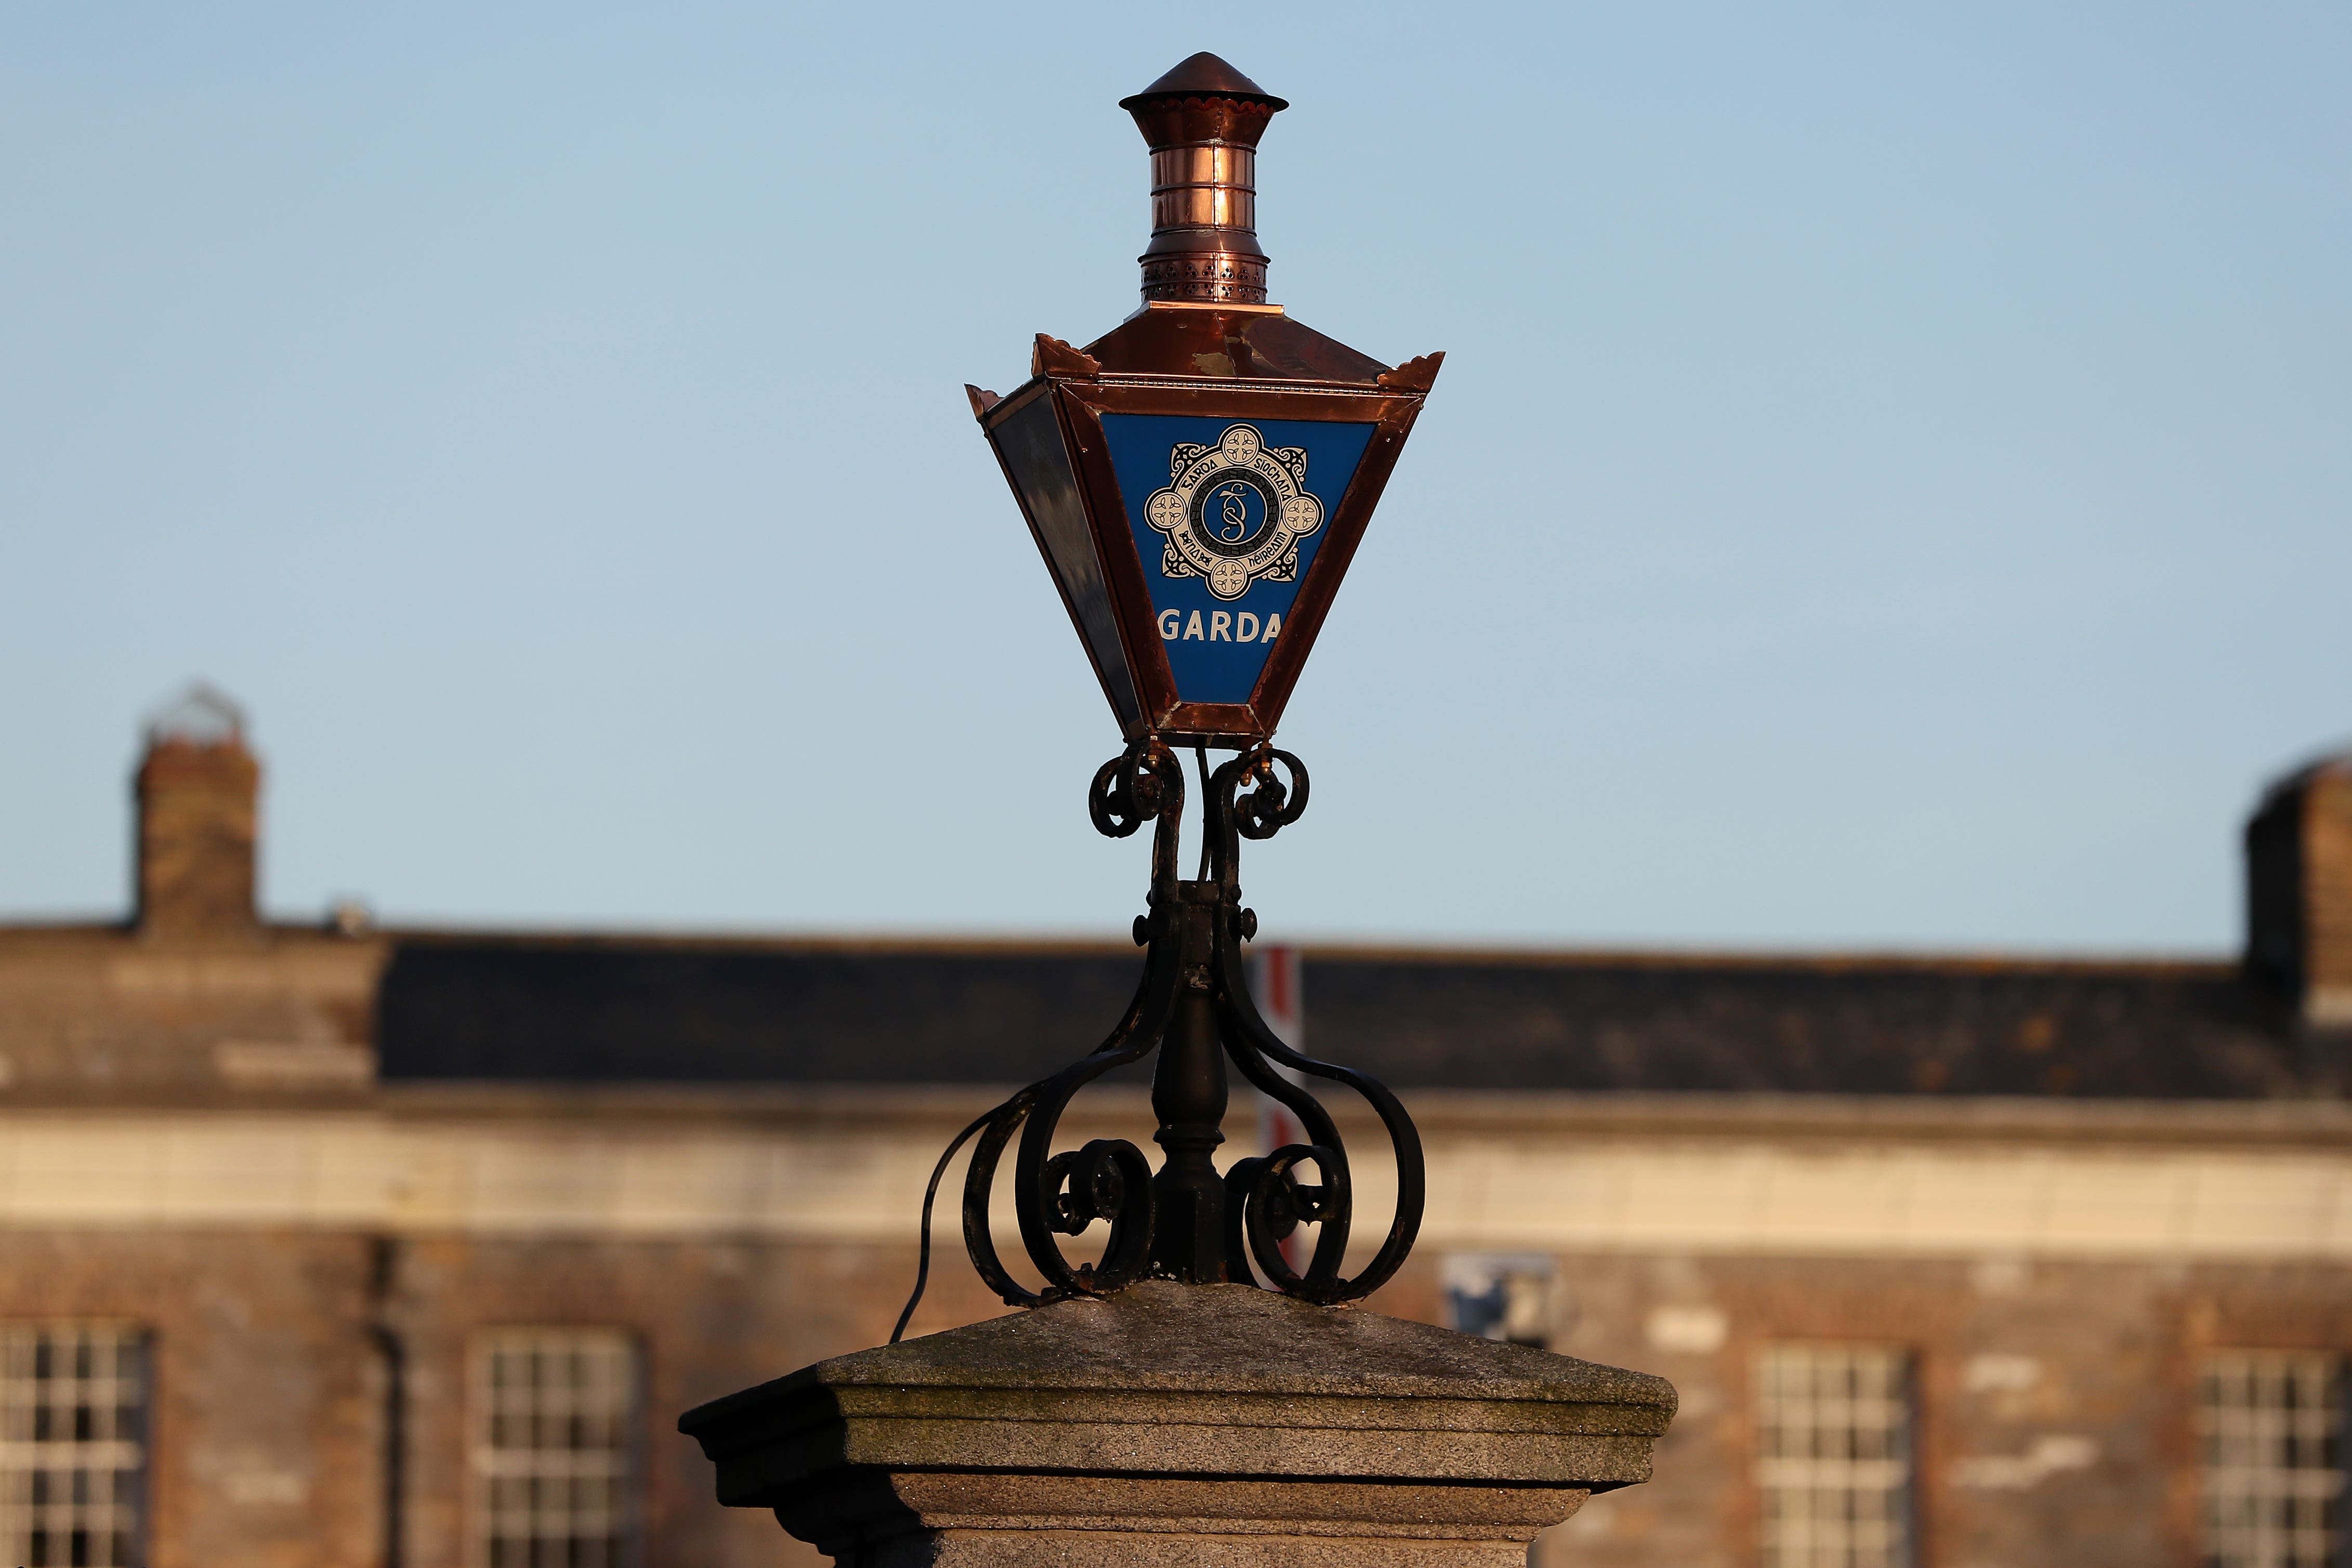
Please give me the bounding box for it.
[372,924,2239,979]
[343,1082,2352,1147]
[2,1080,2334,1148]
[0,916,2246,979]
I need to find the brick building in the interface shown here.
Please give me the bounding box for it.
[2,692,2349,1568]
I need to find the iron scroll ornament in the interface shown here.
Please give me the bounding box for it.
[891,743,1427,1338]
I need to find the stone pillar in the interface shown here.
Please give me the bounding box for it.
[680,1282,1674,1567]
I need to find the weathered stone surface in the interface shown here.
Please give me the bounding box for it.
[680,1281,1676,1567]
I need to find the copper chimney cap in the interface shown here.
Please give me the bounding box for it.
[1122,52,1286,307]
[1118,51,1289,113]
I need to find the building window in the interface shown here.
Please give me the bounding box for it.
[0,1323,148,1568]
[472,1329,640,1568]
[2200,1352,2345,1568]
[1755,1343,1914,1568]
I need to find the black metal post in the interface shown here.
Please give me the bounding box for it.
[1148,884,1230,1281]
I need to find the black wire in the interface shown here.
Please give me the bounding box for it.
[889,1106,999,1344]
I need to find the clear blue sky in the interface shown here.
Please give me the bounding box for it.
[2,2,2345,952]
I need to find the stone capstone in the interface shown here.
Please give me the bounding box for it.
[679,1281,1676,1567]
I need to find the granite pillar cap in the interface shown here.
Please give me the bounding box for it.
[682,1281,1677,1507]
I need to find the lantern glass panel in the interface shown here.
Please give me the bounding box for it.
[1100,414,1375,707]
[990,391,1144,730]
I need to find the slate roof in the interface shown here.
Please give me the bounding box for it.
[376,934,2312,1100]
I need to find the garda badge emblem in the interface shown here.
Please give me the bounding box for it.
[1142,424,1323,601]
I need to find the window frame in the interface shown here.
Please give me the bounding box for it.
[2198,1349,2347,1568]
[0,1320,151,1568]
[1752,1340,1918,1568]
[466,1326,647,1568]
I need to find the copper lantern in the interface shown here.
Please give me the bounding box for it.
[968,52,1441,749]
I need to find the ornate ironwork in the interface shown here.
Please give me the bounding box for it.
[893,743,1425,1339]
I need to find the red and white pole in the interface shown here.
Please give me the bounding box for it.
[1246,944,1311,1274]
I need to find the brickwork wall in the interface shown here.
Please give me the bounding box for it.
[0,1225,1017,1568]
[1492,1252,2352,1568]
[0,930,386,1099]
[6,1223,2348,1567]
[0,1229,381,1568]
[386,1233,1013,1568]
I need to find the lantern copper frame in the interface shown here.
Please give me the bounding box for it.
[969,334,1440,748]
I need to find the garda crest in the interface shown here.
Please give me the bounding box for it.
[1143,424,1324,601]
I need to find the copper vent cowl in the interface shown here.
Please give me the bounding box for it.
[1121,52,1289,307]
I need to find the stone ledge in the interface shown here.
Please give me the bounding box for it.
[681,1282,1675,1567]
[695,1281,1674,1406]
[897,1529,1542,1568]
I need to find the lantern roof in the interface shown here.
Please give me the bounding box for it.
[1119,51,1288,112]
[1080,306,1395,384]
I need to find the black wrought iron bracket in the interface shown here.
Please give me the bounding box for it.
[893,740,1426,1339]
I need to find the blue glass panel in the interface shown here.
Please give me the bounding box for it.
[1100,415,1376,707]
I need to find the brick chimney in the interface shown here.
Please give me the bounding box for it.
[135,685,261,940]
[2246,753,2352,1029]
